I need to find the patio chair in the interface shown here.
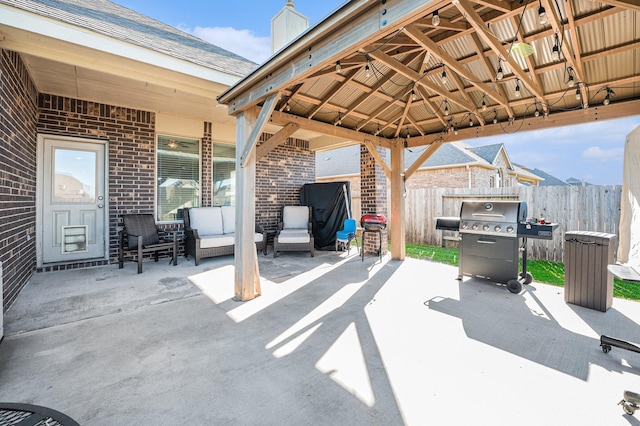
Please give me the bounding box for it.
[118,214,178,273]
[335,218,358,253]
[273,205,314,258]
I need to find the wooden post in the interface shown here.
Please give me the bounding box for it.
[234,107,260,301]
[390,141,405,260]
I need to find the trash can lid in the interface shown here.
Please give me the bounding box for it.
[564,231,618,245]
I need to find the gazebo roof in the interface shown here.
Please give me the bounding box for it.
[219,0,640,151]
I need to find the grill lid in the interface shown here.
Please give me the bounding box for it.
[459,200,527,237]
[361,213,387,229]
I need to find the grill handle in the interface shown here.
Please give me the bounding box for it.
[477,238,497,244]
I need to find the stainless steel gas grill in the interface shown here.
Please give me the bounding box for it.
[436,200,558,293]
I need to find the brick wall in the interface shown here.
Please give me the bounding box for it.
[360,144,388,255]
[256,134,315,236]
[0,50,38,311]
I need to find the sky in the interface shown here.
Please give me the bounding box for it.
[111,0,639,185]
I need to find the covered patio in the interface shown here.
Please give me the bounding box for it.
[2,253,640,424]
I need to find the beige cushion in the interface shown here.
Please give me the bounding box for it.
[283,206,309,229]
[190,207,223,235]
[277,229,310,244]
[200,234,234,248]
[254,233,264,243]
[221,205,235,234]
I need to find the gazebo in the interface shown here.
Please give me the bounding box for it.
[217,0,640,300]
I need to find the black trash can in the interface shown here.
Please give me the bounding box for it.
[564,231,617,312]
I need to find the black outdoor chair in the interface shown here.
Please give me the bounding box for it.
[118,214,178,273]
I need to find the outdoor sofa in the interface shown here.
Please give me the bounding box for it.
[183,206,267,265]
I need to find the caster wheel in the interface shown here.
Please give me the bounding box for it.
[601,344,612,354]
[621,401,637,416]
[522,272,533,285]
[507,279,522,294]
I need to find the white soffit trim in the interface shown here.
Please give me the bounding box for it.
[0,5,242,87]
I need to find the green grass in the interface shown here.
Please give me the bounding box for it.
[405,243,640,301]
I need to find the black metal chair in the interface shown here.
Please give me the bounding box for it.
[0,402,80,426]
[118,214,178,273]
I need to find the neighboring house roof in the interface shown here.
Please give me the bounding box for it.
[0,0,256,77]
[466,143,503,164]
[317,142,543,184]
[405,143,477,168]
[527,168,570,186]
[566,177,593,186]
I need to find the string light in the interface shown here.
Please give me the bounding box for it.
[551,34,560,61]
[441,66,448,85]
[603,87,614,105]
[514,79,521,98]
[444,101,450,116]
[534,105,540,117]
[432,10,440,26]
[286,102,291,112]
[538,1,548,25]
[365,64,371,78]
[567,73,575,87]
[335,61,341,73]
[496,59,504,80]
[335,113,342,125]
[411,89,417,102]
[575,86,581,100]
[481,97,487,112]
[469,117,474,127]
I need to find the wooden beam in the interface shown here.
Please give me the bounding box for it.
[454,0,545,101]
[405,25,506,114]
[255,122,299,161]
[269,110,392,148]
[364,140,391,179]
[368,49,477,113]
[241,93,279,167]
[596,0,640,12]
[405,138,446,179]
[309,69,359,119]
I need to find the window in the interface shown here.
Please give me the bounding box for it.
[212,143,236,206]
[157,135,200,222]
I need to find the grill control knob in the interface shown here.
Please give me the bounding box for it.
[472,224,478,230]
[494,225,502,232]
[483,224,490,231]
[507,226,514,233]
[461,222,468,229]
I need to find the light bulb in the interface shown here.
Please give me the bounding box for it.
[603,96,610,106]
[444,105,450,116]
[482,99,487,111]
[493,117,498,124]
[411,90,417,102]
[496,66,503,80]
[469,118,473,127]
[432,11,440,26]
[441,69,447,85]
[567,75,575,87]
[538,6,548,25]
[335,61,341,73]
[286,103,291,112]
[551,45,560,61]
[534,108,540,117]
[575,88,581,100]
[365,64,371,78]
[515,84,521,98]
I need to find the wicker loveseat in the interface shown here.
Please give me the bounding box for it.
[183,206,267,265]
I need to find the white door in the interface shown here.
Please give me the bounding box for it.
[39,136,106,264]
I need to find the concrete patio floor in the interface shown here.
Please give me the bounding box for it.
[2,249,640,425]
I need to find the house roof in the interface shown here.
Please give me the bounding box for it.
[0,0,256,77]
[528,168,570,186]
[0,0,257,123]
[317,141,542,182]
[466,143,504,164]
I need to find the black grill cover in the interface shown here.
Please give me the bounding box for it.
[300,182,352,250]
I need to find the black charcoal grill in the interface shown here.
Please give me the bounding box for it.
[436,200,558,293]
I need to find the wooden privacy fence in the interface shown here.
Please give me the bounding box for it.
[403,185,622,263]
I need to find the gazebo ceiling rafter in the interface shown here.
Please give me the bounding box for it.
[219,0,639,147]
